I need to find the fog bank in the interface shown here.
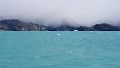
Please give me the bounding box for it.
[0,0,120,26]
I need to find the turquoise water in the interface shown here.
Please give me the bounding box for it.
[0,32,120,68]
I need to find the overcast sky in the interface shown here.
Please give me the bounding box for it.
[0,0,120,25]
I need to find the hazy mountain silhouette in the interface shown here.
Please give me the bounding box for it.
[0,19,120,31]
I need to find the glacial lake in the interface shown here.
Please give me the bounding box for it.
[0,31,120,68]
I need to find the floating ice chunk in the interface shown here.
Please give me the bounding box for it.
[74,30,78,31]
[57,34,61,35]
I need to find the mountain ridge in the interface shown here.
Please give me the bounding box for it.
[0,19,120,31]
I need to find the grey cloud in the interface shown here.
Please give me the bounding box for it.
[0,0,120,26]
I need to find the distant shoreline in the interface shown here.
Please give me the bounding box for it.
[0,19,120,31]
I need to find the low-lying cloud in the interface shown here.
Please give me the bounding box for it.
[0,0,120,26]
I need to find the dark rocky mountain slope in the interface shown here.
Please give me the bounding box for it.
[0,19,120,31]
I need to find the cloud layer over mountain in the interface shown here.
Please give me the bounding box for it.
[0,0,120,26]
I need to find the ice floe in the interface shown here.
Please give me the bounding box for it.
[57,34,61,36]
